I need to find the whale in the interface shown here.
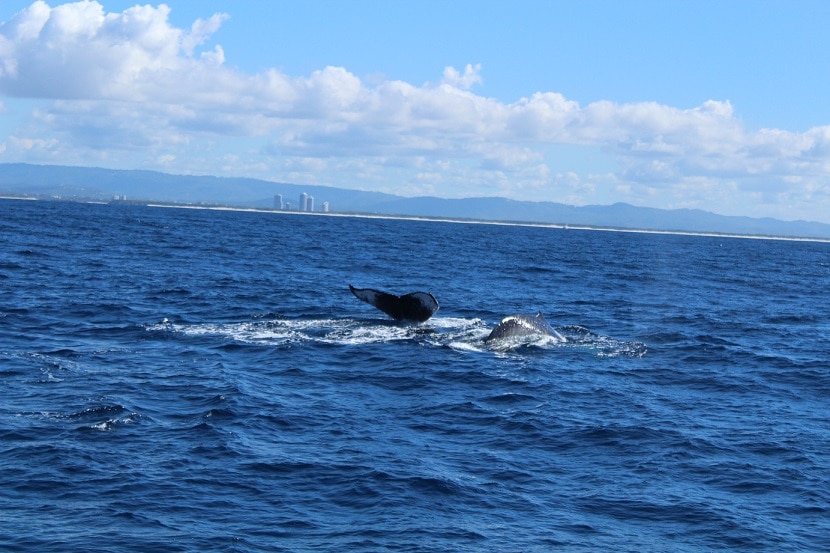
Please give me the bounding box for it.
[485,312,565,343]
[349,285,439,322]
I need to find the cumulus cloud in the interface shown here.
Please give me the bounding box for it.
[1,1,829,221]
[441,63,482,90]
[182,13,228,56]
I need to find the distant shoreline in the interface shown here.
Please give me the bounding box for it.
[3,195,830,244]
[4,162,830,240]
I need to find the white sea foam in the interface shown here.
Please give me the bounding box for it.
[167,317,439,346]
[150,315,643,357]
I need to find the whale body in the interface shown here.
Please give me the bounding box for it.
[485,312,564,343]
[349,285,439,322]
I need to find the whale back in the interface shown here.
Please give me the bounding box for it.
[485,312,563,342]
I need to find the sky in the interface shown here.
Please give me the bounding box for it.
[1,1,830,223]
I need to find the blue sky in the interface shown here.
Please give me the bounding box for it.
[2,1,830,223]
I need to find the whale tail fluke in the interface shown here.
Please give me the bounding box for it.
[349,285,439,322]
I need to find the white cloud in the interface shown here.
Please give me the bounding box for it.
[10,134,59,151]
[1,1,829,222]
[182,13,228,56]
[441,63,482,90]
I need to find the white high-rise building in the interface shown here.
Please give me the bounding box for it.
[307,195,314,212]
[299,193,308,212]
[274,194,283,210]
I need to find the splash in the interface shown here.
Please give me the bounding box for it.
[148,317,645,357]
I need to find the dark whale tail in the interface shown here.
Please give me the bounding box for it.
[349,285,439,322]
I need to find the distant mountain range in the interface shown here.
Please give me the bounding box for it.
[2,162,830,240]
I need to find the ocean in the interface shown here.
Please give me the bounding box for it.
[1,198,828,552]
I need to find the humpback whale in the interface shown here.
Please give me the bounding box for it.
[349,285,439,322]
[485,312,565,343]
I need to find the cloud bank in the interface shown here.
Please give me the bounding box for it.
[1,1,829,222]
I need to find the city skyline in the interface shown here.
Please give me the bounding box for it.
[274,192,328,213]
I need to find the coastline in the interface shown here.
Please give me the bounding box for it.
[4,195,830,244]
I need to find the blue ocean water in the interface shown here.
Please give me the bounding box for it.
[1,198,828,552]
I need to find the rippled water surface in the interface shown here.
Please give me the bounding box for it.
[1,199,828,552]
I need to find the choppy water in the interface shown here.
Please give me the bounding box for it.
[1,198,828,552]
